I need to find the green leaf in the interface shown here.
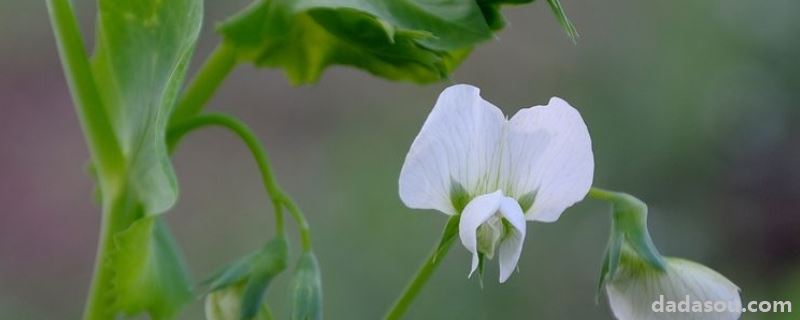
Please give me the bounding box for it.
[219,0,498,84]
[219,0,579,84]
[91,0,203,215]
[476,0,534,30]
[289,252,323,320]
[111,216,192,320]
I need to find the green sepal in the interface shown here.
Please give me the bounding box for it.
[517,191,537,214]
[610,193,666,271]
[110,216,192,320]
[449,180,471,214]
[433,215,460,264]
[204,253,261,293]
[205,283,274,320]
[289,252,323,320]
[202,237,289,320]
[596,191,667,298]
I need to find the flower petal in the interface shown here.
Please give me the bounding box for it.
[606,257,742,320]
[458,191,504,277]
[504,97,594,222]
[497,197,526,283]
[399,84,506,215]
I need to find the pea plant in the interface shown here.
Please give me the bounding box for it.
[46,0,742,319]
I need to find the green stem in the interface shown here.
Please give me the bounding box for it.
[587,187,618,202]
[46,1,127,319]
[46,0,123,188]
[169,43,238,127]
[83,188,135,320]
[384,218,458,320]
[168,113,313,250]
[281,194,313,252]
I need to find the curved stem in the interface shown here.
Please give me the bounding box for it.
[384,217,458,320]
[169,43,238,127]
[168,113,313,250]
[281,194,312,252]
[587,187,618,202]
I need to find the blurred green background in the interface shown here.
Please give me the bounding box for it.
[1,0,798,319]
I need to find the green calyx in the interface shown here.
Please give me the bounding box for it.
[288,252,323,320]
[203,237,289,320]
[450,180,472,214]
[590,188,667,295]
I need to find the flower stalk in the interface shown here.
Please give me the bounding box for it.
[167,113,313,251]
[169,43,239,127]
[384,216,459,320]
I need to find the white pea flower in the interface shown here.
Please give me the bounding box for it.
[606,254,742,320]
[399,84,594,282]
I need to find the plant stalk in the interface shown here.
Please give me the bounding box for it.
[384,221,457,320]
[46,0,123,188]
[169,43,238,127]
[45,1,129,318]
[168,113,315,250]
[82,189,136,320]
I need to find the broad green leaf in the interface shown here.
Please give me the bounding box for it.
[219,0,578,84]
[219,0,498,84]
[92,0,203,215]
[111,216,192,320]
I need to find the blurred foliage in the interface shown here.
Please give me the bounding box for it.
[219,0,573,84]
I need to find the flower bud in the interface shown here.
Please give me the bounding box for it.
[203,236,288,320]
[606,250,741,320]
[205,283,273,320]
[289,252,323,320]
[476,215,504,259]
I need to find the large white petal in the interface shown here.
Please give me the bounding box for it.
[606,258,742,320]
[399,84,506,215]
[458,191,504,276]
[497,196,526,283]
[504,97,594,222]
